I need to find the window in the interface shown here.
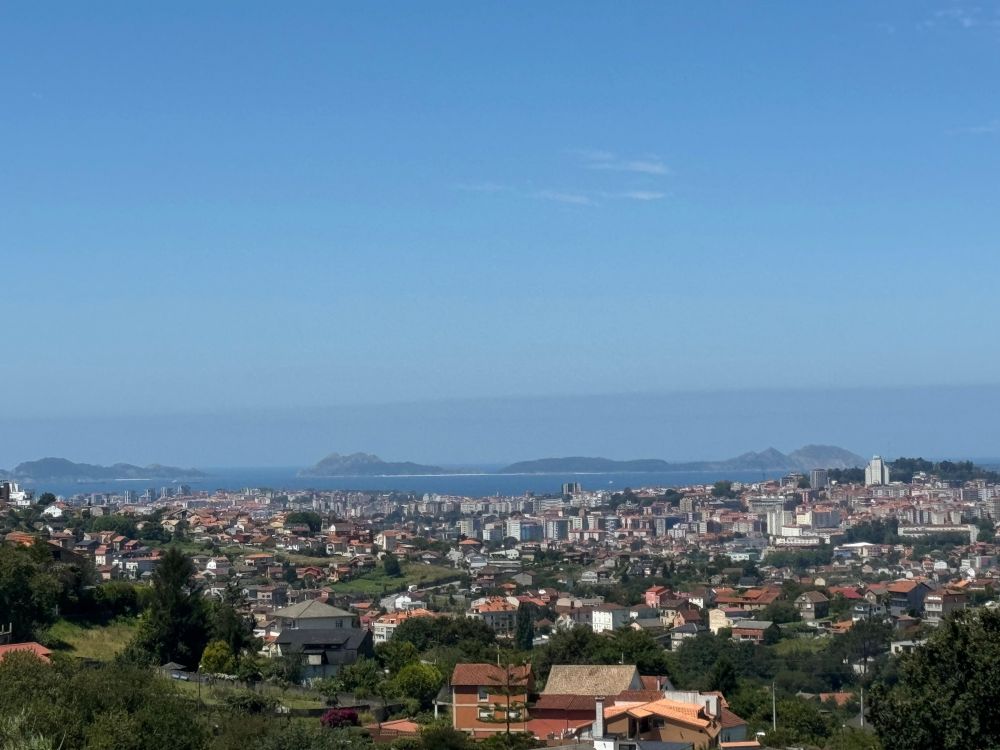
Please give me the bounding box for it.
[478,687,489,702]
[478,708,492,720]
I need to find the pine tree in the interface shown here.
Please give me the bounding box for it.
[126,547,209,666]
[515,604,535,651]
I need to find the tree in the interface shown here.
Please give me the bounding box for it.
[514,604,535,651]
[124,546,209,666]
[265,648,305,685]
[376,639,419,675]
[390,662,444,710]
[481,661,531,739]
[285,511,323,533]
[765,697,832,747]
[86,514,139,539]
[761,600,801,624]
[837,619,892,675]
[392,615,496,655]
[826,728,882,750]
[211,583,256,661]
[534,626,671,683]
[479,733,541,750]
[383,553,402,578]
[253,721,373,750]
[869,608,1000,749]
[708,657,738,697]
[322,656,383,698]
[223,691,278,715]
[712,480,736,498]
[416,723,471,750]
[0,545,62,639]
[0,650,208,750]
[200,639,236,674]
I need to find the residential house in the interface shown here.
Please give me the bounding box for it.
[592,604,629,634]
[885,580,934,617]
[467,598,518,638]
[271,600,356,631]
[644,585,673,609]
[923,590,968,626]
[794,591,830,622]
[267,627,372,682]
[598,691,727,750]
[730,620,775,645]
[450,663,533,738]
[670,622,707,649]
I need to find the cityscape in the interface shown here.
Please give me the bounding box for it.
[4,2,1000,750]
[3,452,999,748]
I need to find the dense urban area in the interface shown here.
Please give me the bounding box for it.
[3,454,1000,750]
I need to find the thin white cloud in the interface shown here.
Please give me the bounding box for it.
[935,7,979,28]
[532,189,596,206]
[455,181,511,193]
[948,119,1000,135]
[580,150,671,175]
[922,5,1000,30]
[572,148,615,162]
[615,190,667,201]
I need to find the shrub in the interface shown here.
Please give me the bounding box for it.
[320,708,360,729]
[223,691,278,715]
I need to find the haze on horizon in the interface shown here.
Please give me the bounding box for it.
[3,3,999,467]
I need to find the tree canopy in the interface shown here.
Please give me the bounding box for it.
[870,608,1000,750]
[124,546,209,666]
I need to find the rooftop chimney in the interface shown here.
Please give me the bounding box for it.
[594,696,605,739]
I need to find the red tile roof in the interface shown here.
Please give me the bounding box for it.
[450,663,532,688]
[0,642,52,663]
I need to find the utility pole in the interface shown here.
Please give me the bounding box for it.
[771,681,776,731]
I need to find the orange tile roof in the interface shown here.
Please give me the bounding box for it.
[606,697,713,729]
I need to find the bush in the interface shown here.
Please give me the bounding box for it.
[320,708,360,728]
[222,690,278,715]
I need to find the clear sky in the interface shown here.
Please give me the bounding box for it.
[2,3,999,464]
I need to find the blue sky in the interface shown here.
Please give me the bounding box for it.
[2,3,999,463]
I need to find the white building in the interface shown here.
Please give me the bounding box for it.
[865,455,891,486]
[591,605,629,633]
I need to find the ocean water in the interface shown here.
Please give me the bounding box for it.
[28,467,778,499]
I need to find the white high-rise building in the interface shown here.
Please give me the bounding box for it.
[865,455,891,486]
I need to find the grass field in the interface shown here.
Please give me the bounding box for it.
[47,618,138,661]
[772,635,828,655]
[172,678,328,710]
[328,562,461,596]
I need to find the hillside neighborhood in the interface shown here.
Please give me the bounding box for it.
[2,456,999,749]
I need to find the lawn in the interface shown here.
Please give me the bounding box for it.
[772,635,828,655]
[47,618,138,661]
[328,562,461,596]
